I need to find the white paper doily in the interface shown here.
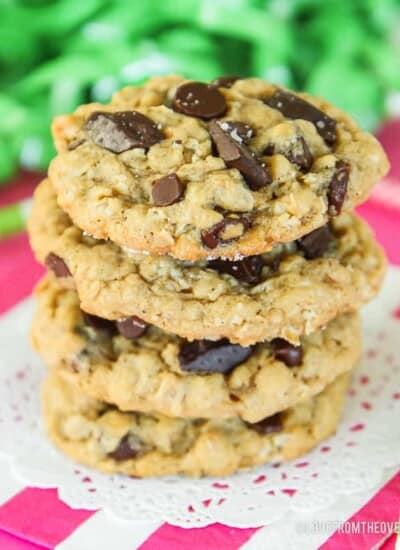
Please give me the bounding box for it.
[0,266,399,528]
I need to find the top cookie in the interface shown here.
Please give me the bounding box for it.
[49,75,389,260]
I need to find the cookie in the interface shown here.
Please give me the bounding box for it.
[42,370,351,477]
[32,276,361,422]
[28,179,386,345]
[49,75,389,260]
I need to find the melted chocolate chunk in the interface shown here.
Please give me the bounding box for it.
[152,173,184,206]
[82,311,116,334]
[207,255,264,285]
[264,89,337,146]
[173,82,227,119]
[327,160,350,216]
[218,121,255,144]
[264,136,313,171]
[45,253,71,278]
[117,316,147,339]
[108,434,143,461]
[85,111,163,153]
[211,75,240,88]
[296,224,333,259]
[201,216,250,249]
[179,339,253,374]
[247,413,283,435]
[271,338,303,367]
[209,120,271,190]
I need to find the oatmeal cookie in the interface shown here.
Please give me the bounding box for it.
[32,276,361,422]
[49,75,388,260]
[28,179,386,345]
[42,370,351,477]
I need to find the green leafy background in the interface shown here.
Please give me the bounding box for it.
[1,0,399,183]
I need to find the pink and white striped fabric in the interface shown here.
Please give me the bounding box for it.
[0,121,399,549]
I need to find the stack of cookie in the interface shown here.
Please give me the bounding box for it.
[28,75,388,477]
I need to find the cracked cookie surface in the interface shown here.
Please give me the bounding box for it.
[49,75,389,260]
[42,370,350,477]
[32,276,361,422]
[29,179,385,345]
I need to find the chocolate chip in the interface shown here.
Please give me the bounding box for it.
[108,434,142,461]
[211,75,240,88]
[201,216,250,249]
[296,224,333,260]
[247,413,283,435]
[45,253,71,278]
[208,255,264,285]
[81,311,116,334]
[173,82,227,119]
[209,120,271,190]
[152,173,184,206]
[179,339,253,374]
[264,90,337,146]
[264,136,313,171]
[117,316,147,339]
[271,338,303,367]
[85,111,163,153]
[218,121,255,144]
[327,160,350,216]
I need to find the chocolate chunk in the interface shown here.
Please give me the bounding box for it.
[247,413,283,435]
[327,160,350,216]
[296,224,333,259]
[264,89,337,146]
[201,216,250,249]
[117,316,147,339]
[289,136,313,170]
[208,255,264,285]
[108,434,142,461]
[218,121,255,144]
[85,111,163,153]
[81,311,116,334]
[271,338,303,367]
[152,173,184,206]
[179,339,253,374]
[211,75,240,88]
[173,81,227,119]
[45,253,71,278]
[264,136,313,171]
[209,120,271,190]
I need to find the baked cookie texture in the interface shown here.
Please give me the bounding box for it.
[42,370,351,478]
[29,178,386,345]
[27,74,389,479]
[32,276,361,422]
[49,75,389,260]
